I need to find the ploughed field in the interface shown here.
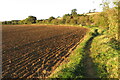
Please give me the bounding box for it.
[2,25,88,78]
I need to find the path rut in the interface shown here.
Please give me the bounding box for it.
[83,37,97,78]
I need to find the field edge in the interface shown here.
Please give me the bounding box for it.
[49,27,93,78]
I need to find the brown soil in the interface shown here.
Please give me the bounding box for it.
[2,25,88,78]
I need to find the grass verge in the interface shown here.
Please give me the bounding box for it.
[49,27,98,78]
[90,35,119,78]
[49,26,119,78]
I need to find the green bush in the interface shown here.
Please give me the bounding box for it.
[90,35,119,78]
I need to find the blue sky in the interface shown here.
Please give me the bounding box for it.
[0,0,112,21]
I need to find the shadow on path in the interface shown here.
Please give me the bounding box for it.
[82,36,97,78]
[73,35,98,78]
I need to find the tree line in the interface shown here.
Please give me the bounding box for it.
[1,9,109,27]
[2,1,119,40]
[2,16,37,25]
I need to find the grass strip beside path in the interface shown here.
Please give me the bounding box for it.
[49,28,99,78]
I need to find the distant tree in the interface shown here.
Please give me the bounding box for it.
[93,9,96,12]
[3,21,12,25]
[70,19,78,25]
[78,16,86,26]
[65,19,71,24]
[63,14,71,19]
[36,20,41,24]
[11,20,20,25]
[89,10,91,13]
[19,20,25,24]
[62,14,71,24]
[2,21,6,25]
[71,9,77,17]
[24,16,37,24]
[61,19,66,24]
[48,16,55,23]
[51,19,60,25]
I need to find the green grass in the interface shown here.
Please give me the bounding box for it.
[48,25,118,78]
[49,28,95,78]
[90,35,119,78]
